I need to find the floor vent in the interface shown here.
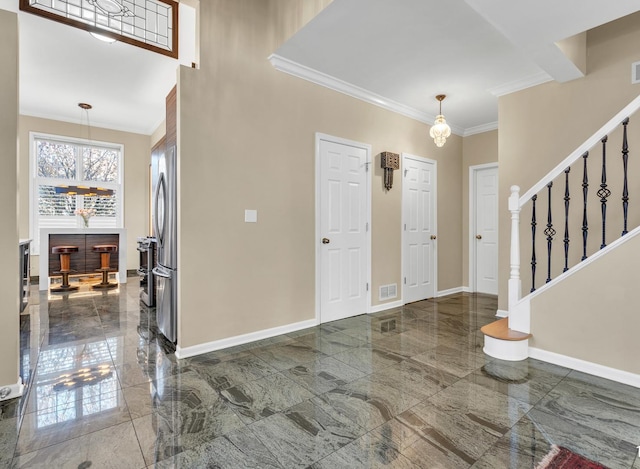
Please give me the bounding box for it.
[632,60,640,84]
[379,283,397,301]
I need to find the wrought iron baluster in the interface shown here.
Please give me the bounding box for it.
[581,152,589,261]
[563,168,570,272]
[530,194,537,292]
[621,117,630,236]
[598,136,610,249]
[544,182,556,283]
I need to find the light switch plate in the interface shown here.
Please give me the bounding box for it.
[244,209,257,223]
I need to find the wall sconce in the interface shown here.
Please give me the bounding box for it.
[381,152,400,190]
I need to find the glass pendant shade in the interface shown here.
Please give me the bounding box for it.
[429,115,451,147]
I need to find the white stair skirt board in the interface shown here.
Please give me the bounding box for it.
[0,377,24,402]
[484,336,529,361]
[529,347,640,389]
[175,318,318,359]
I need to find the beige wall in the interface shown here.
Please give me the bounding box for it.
[530,232,640,374]
[0,9,20,387]
[177,0,464,349]
[498,12,640,311]
[462,130,498,289]
[18,116,153,275]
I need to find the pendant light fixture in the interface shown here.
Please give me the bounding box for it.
[429,94,452,148]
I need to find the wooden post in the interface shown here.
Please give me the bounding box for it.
[508,185,521,311]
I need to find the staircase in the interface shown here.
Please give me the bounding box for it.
[483,93,640,362]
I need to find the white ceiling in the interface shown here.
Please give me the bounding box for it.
[273,0,640,135]
[3,0,640,136]
[1,0,196,135]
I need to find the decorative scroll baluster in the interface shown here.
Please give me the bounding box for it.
[598,136,611,249]
[530,195,537,292]
[544,182,556,283]
[563,168,570,272]
[621,117,630,236]
[581,152,589,261]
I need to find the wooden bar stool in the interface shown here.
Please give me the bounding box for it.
[51,245,79,292]
[92,244,118,289]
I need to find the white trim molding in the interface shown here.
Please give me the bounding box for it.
[370,300,403,314]
[529,347,640,389]
[175,318,318,359]
[496,309,509,318]
[488,71,553,97]
[436,286,470,297]
[0,377,24,402]
[269,54,466,136]
[463,122,498,137]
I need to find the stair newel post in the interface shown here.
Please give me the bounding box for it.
[599,136,610,249]
[508,185,521,310]
[544,182,556,283]
[621,117,630,236]
[563,168,570,272]
[530,195,537,292]
[581,152,589,261]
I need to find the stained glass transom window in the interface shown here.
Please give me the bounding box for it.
[20,0,178,58]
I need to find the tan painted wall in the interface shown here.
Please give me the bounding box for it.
[18,116,153,275]
[530,232,640,374]
[177,0,463,349]
[462,130,498,289]
[498,12,640,311]
[0,9,20,387]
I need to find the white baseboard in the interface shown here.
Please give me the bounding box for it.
[370,300,403,314]
[0,377,24,402]
[175,318,319,359]
[496,309,509,318]
[437,286,470,297]
[529,347,640,389]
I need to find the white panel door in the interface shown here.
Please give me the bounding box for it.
[474,166,499,294]
[402,155,436,303]
[319,139,369,322]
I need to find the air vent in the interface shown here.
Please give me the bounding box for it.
[632,61,640,84]
[379,283,398,301]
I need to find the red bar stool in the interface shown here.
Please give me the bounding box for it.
[51,245,79,292]
[92,244,118,289]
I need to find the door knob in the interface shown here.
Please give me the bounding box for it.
[476,234,482,239]
[430,235,437,240]
[322,238,330,244]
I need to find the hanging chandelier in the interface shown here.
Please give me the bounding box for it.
[429,94,452,147]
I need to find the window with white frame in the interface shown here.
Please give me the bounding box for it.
[30,132,124,255]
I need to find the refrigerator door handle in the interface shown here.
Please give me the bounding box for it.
[152,266,171,279]
[154,172,166,248]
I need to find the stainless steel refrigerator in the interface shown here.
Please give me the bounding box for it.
[152,146,177,343]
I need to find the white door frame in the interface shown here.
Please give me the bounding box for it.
[401,153,438,303]
[315,133,372,321]
[469,162,498,292]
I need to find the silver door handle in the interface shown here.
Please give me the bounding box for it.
[152,267,171,278]
[322,238,330,244]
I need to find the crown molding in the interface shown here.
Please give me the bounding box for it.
[488,71,553,97]
[268,53,465,136]
[463,121,498,136]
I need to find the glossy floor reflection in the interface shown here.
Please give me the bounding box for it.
[3,280,640,468]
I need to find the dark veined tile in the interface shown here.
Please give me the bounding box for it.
[192,354,277,390]
[0,416,19,467]
[250,342,327,371]
[154,427,283,469]
[294,331,367,356]
[311,431,418,468]
[280,356,366,395]
[220,373,315,424]
[250,398,365,468]
[331,346,405,374]
[412,344,489,378]
[313,376,421,432]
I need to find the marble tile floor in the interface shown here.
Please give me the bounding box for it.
[2,280,639,468]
